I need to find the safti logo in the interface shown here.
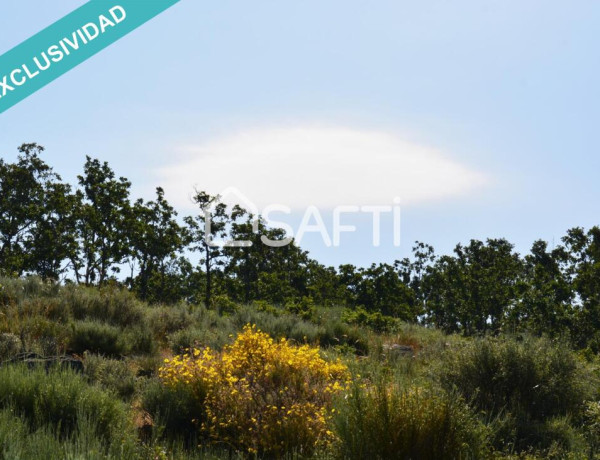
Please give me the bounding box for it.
[0,0,181,114]
[203,188,402,249]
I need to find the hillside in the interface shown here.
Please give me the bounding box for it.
[0,277,598,459]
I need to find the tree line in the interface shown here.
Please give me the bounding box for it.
[2,144,600,349]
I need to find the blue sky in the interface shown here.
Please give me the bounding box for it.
[1,0,599,267]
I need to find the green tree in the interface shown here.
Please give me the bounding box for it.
[224,206,312,304]
[426,239,523,334]
[346,263,416,320]
[71,157,132,285]
[509,240,573,336]
[0,143,73,278]
[27,179,79,280]
[185,191,228,308]
[128,187,185,302]
[561,227,600,350]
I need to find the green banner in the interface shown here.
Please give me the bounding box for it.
[0,0,181,114]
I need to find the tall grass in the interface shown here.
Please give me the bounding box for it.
[334,380,489,459]
[439,335,596,454]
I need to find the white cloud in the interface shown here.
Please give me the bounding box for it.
[156,125,488,210]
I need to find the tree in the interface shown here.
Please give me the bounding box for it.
[353,263,415,320]
[71,157,132,285]
[0,143,73,278]
[509,240,573,336]
[396,241,436,319]
[185,191,229,308]
[128,187,185,302]
[561,227,600,350]
[27,179,79,280]
[425,239,522,334]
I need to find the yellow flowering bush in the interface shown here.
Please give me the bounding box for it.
[159,325,350,456]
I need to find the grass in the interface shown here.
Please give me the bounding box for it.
[0,276,598,459]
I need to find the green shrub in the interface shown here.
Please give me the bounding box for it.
[285,296,316,321]
[168,327,232,354]
[251,300,280,316]
[210,294,238,315]
[0,405,140,459]
[148,305,191,338]
[65,286,145,328]
[440,336,594,453]
[142,379,203,445]
[440,336,591,421]
[0,277,61,305]
[0,365,131,444]
[122,325,157,356]
[68,321,127,357]
[0,333,21,360]
[342,307,399,333]
[334,381,489,459]
[18,315,69,355]
[319,320,369,355]
[84,354,137,400]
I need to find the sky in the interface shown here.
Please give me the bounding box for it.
[1,0,599,268]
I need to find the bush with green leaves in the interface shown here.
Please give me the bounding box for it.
[84,353,137,400]
[285,296,317,321]
[439,336,595,453]
[64,285,145,328]
[0,406,140,460]
[342,306,400,333]
[334,381,489,459]
[210,294,238,315]
[68,321,127,357]
[0,365,132,445]
[142,379,204,446]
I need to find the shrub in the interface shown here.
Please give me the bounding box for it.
[0,332,21,360]
[0,365,131,445]
[142,379,203,444]
[68,321,127,357]
[148,305,191,338]
[439,336,594,453]
[319,320,369,355]
[122,325,157,356]
[210,295,238,315]
[334,381,489,459]
[65,286,145,328]
[168,326,233,354]
[342,307,399,333]
[158,325,350,457]
[0,405,140,459]
[251,300,280,316]
[84,354,137,400]
[440,336,590,421]
[285,296,317,321]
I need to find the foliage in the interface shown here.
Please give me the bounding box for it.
[334,381,489,459]
[83,353,137,400]
[0,365,131,444]
[341,306,399,333]
[158,325,350,456]
[68,320,127,357]
[439,335,595,453]
[285,296,317,321]
[0,277,599,457]
[5,144,600,354]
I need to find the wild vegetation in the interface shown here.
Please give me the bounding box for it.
[0,278,596,459]
[3,143,600,458]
